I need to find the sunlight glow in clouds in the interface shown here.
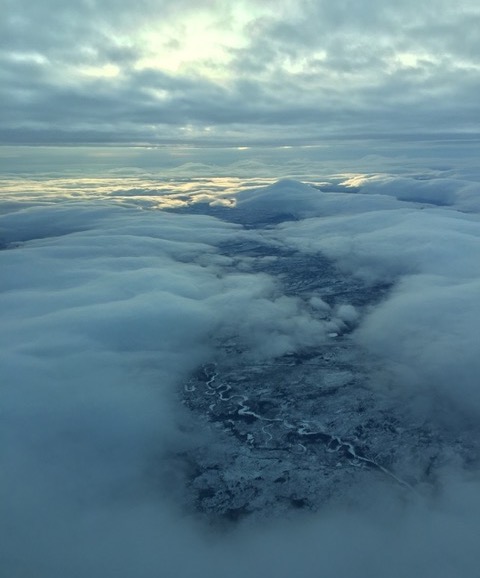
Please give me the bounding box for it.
[131,3,270,80]
[2,0,479,145]
[135,16,243,77]
[391,51,438,70]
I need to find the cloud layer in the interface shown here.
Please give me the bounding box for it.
[1,0,480,145]
[2,166,480,576]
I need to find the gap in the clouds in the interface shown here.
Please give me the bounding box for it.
[175,239,395,524]
[159,208,475,526]
[3,174,477,528]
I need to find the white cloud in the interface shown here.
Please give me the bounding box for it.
[272,179,480,418]
[343,173,480,211]
[235,178,416,220]
[1,196,356,573]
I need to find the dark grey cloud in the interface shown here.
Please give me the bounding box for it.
[1,0,479,146]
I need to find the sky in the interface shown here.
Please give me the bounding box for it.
[1,0,480,149]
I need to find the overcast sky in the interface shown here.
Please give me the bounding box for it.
[1,0,480,147]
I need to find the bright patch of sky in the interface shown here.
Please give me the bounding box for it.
[133,6,258,78]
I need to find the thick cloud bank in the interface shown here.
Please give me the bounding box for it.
[268,181,480,413]
[1,170,480,577]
